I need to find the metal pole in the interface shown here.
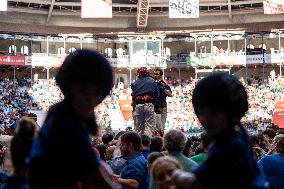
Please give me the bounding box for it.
[194,36,197,55]
[80,37,83,49]
[13,35,16,55]
[178,68,181,80]
[210,35,213,54]
[280,64,282,77]
[262,34,265,79]
[227,35,230,54]
[279,33,281,51]
[13,66,16,81]
[47,68,49,80]
[46,36,49,55]
[30,66,33,87]
[129,68,132,85]
[63,37,66,55]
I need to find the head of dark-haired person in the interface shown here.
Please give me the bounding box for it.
[54,49,113,126]
[172,73,268,189]
[150,136,163,152]
[192,73,248,140]
[102,133,114,146]
[95,144,107,161]
[9,118,39,181]
[120,132,142,158]
[141,134,151,148]
[154,68,163,80]
[136,67,150,78]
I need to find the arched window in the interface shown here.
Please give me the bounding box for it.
[21,45,29,55]
[68,47,76,53]
[116,48,125,56]
[104,48,112,57]
[8,45,17,54]
[57,47,65,55]
[164,47,171,57]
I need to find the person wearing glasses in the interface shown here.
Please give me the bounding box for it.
[153,68,172,136]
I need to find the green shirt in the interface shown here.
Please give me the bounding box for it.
[191,153,207,165]
[168,151,198,172]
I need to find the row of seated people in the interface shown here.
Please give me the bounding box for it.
[0,117,283,188]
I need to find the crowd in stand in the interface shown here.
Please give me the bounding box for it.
[0,78,35,135]
[0,49,284,189]
[0,72,283,134]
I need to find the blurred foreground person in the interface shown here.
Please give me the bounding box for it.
[258,134,284,189]
[27,49,120,189]
[172,73,268,189]
[0,117,39,189]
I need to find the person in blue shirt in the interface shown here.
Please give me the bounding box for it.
[153,68,172,136]
[114,132,149,189]
[141,134,151,160]
[27,49,119,189]
[172,73,268,189]
[131,67,159,135]
[258,134,284,189]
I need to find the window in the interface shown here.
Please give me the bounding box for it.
[116,48,125,56]
[57,47,65,55]
[68,47,76,53]
[21,45,29,55]
[164,47,171,57]
[104,48,112,57]
[8,45,17,54]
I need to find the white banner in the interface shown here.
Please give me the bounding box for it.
[246,54,271,64]
[271,52,284,63]
[0,0,7,11]
[31,55,64,67]
[169,0,199,18]
[263,0,284,14]
[81,0,112,18]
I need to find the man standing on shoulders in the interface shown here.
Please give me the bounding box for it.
[131,67,159,135]
[114,132,149,189]
[154,68,172,136]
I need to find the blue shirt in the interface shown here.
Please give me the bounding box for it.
[141,148,150,160]
[258,154,284,189]
[121,153,149,189]
[155,81,171,109]
[131,77,159,98]
[193,127,268,189]
[27,101,100,187]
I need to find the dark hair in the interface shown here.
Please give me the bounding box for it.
[121,132,142,151]
[141,134,151,147]
[147,152,164,165]
[154,68,163,76]
[192,73,248,125]
[45,49,113,136]
[114,131,127,140]
[182,137,192,157]
[150,136,163,152]
[263,129,277,140]
[95,144,107,161]
[56,49,113,99]
[11,117,38,169]
[102,133,114,145]
[250,135,260,146]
